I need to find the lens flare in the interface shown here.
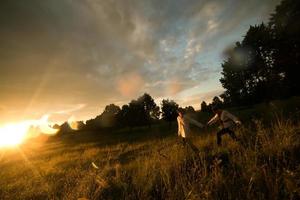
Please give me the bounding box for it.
[38,115,58,134]
[0,122,29,147]
[68,116,79,130]
[0,115,58,148]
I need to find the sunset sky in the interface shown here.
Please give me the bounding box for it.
[0,0,280,125]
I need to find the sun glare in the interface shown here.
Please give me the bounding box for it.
[0,115,59,148]
[0,122,29,147]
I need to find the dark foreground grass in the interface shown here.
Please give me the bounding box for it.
[0,118,300,200]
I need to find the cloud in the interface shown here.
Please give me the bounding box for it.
[116,72,145,97]
[184,39,202,59]
[53,104,86,114]
[176,89,225,109]
[0,0,280,123]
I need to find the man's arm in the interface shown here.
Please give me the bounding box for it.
[224,111,241,124]
[207,114,218,126]
[186,117,204,128]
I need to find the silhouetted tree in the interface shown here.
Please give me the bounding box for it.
[76,121,85,130]
[201,101,209,112]
[220,0,300,106]
[116,93,161,129]
[212,96,223,108]
[52,124,60,130]
[102,104,121,115]
[57,122,73,135]
[84,104,121,130]
[85,115,102,130]
[138,93,156,113]
[269,0,300,95]
[117,105,130,128]
[127,100,148,128]
[99,104,121,128]
[151,105,161,120]
[219,93,230,107]
[137,93,159,127]
[184,106,195,114]
[161,99,179,126]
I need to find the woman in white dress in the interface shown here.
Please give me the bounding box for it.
[177,109,204,152]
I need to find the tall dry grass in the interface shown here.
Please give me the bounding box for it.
[0,118,299,199]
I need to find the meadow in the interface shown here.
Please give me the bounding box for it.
[0,98,300,200]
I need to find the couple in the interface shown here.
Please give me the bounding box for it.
[177,106,242,148]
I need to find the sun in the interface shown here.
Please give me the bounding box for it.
[0,122,29,147]
[0,115,59,148]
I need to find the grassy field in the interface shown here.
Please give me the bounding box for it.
[1,99,300,199]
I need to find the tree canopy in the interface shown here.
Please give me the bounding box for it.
[161,99,179,125]
[220,0,300,106]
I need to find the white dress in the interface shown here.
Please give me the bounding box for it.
[177,115,203,138]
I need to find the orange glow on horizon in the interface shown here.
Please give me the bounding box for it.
[0,122,29,147]
[0,115,58,148]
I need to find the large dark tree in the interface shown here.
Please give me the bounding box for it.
[56,122,73,135]
[137,93,160,126]
[117,99,149,129]
[201,101,209,112]
[102,104,121,115]
[269,0,300,95]
[137,93,156,114]
[117,105,131,128]
[85,104,121,130]
[184,106,195,114]
[99,104,121,128]
[161,99,179,126]
[151,106,161,120]
[220,24,280,105]
[127,100,148,128]
[220,0,300,106]
[211,96,223,108]
[117,93,160,129]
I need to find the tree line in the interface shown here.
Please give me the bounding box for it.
[220,0,299,106]
[54,92,226,135]
[56,93,196,134]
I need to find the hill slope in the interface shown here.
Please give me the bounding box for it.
[0,116,300,199]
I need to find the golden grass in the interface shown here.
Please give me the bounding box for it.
[0,118,299,199]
